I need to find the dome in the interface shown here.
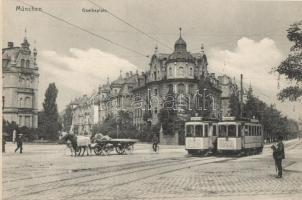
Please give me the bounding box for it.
[174,36,187,51]
[167,29,194,64]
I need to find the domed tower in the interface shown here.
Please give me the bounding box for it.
[166,28,195,80]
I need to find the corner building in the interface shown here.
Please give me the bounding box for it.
[2,37,39,128]
[132,32,222,132]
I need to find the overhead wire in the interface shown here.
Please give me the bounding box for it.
[87,0,173,51]
[19,0,149,58]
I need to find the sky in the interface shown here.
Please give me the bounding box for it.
[2,0,302,120]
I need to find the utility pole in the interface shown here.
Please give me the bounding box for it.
[240,74,243,118]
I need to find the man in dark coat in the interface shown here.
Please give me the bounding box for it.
[271,135,285,178]
[15,134,23,154]
[152,133,159,152]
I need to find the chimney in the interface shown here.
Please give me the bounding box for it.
[8,42,14,48]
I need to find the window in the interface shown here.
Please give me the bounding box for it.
[186,125,194,137]
[25,97,31,108]
[195,125,203,137]
[228,125,237,137]
[21,59,25,67]
[189,84,195,94]
[168,67,172,77]
[212,125,217,136]
[219,125,227,137]
[189,67,193,76]
[19,98,23,108]
[168,84,173,93]
[154,89,158,96]
[25,116,31,127]
[154,107,158,114]
[204,125,208,137]
[177,83,185,94]
[26,60,30,68]
[19,116,23,126]
[177,66,184,76]
[245,125,249,136]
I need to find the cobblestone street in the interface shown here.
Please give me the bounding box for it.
[2,140,302,200]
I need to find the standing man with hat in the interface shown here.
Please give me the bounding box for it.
[15,134,23,154]
[271,135,285,178]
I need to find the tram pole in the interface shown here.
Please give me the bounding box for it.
[240,74,243,118]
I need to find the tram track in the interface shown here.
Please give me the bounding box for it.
[3,155,186,184]
[6,156,232,199]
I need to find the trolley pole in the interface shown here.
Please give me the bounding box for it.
[240,74,243,118]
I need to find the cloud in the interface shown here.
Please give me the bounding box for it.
[38,48,137,111]
[208,37,301,119]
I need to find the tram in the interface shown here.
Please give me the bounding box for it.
[217,117,264,155]
[185,117,219,155]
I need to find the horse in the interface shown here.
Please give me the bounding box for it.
[60,132,92,156]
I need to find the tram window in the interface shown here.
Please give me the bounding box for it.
[228,125,237,137]
[249,126,252,136]
[259,127,262,135]
[186,125,194,137]
[204,125,208,137]
[245,125,249,136]
[213,125,217,136]
[238,125,242,137]
[219,125,227,137]
[195,125,203,137]
[253,126,256,136]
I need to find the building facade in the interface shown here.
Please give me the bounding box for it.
[2,37,39,128]
[70,31,240,140]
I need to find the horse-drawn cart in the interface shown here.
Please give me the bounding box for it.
[93,139,138,156]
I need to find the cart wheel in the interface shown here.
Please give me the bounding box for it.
[94,147,102,156]
[101,148,109,156]
[125,144,134,154]
[115,145,125,155]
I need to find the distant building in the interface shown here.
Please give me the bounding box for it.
[70,92,99,135]
[2,36,39,128]
[218,75,239,117]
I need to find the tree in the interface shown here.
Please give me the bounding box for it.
[229,90,241,118]
[243,86,258,118]
[274,20,302,101]
[38,83,61,140]
[62,104,73,132]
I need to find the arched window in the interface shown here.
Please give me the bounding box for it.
[177,66,184,76]
[19,98,23,108]
[177,83,185,94]
[25,97,31,108]
[189,67,193,76]
[26,79,30,88]
[21,59,25,67]
[168,67,172,77]
[168,84,173,93]
[26,60,30,68]
[189,84,195,94]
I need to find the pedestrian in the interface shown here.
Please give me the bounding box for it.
[271,135,285,178]
[152,133,159,152]
[15,134,23,154]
